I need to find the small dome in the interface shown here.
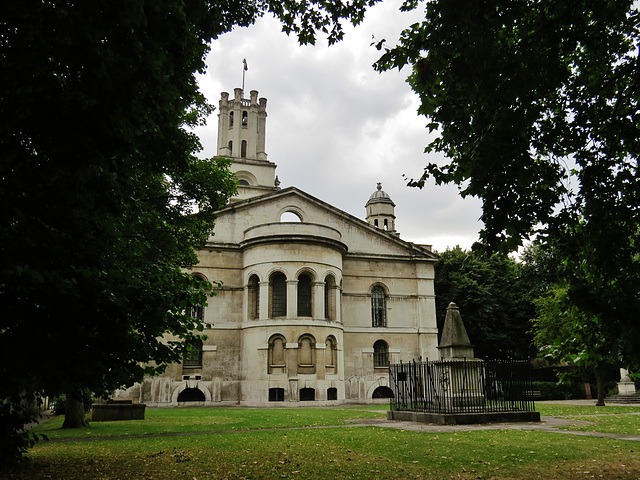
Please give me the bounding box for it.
[366,183,395,206]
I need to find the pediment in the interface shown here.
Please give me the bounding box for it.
[209,187,437,261]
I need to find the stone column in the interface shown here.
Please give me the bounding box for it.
[287,280,298,318]
[259,281,269,320]
[313,281,324,319]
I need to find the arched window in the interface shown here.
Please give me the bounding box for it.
[228,140,233,155]
[238,179,249,186]
[297,273,312,317]
[327,387,338,400]
[183,338,203,367]
[324,274,336,320]
[280,211,302,222]
[229,111,234,128]
[384,219,388,230]
[269,388,285,402]
[299,388,315,401]
[248,274,260,320]
[373,340,389,367]
[242,110,248,126]
[190,303,204,323]
[268,335,286,374]
[177,387,206,402]
[371,286,387,327]
[241,140,247,158]
[270,273,287,317]
[372,386,394,398]
[374,219,379,227]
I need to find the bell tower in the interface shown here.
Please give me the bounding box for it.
[365,183,397,234]
[217,88,278,201]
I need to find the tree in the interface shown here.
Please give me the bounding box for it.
[0,0,377,465]
[374,0,640,365]
[433,247,537,360]
[531,286,620,405]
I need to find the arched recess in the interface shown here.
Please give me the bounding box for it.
[278,206,305,222]
[177,388,206,402]
[297,334,316,374]
[324,273,337,321]
[268,334,287,374]
[235,171,258,186]
[171,383,212,403]
[325,335,337,373]
[372,386,394,398]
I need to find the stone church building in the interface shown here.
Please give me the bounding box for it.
[124,88,439,406]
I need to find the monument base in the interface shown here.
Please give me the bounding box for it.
[388,410,540,425]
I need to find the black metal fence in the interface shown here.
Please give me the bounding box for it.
[389,359,536,414]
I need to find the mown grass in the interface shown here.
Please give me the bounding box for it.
[32,405,387,439]
[6,403,640,480]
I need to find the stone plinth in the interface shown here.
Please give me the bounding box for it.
[91,404,146,422]
[388,410,540,425]
[618,382,637,396]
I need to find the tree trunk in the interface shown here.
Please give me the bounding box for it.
[62,390,89,429]
[594,365,606,406]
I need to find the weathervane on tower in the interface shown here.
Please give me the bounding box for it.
[242,58,248,95]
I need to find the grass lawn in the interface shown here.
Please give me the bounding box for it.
[5,403,640,480]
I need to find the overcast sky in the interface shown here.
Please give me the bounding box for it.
[193,1,483,253]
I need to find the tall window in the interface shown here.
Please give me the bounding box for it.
[271,273,287,317]
[241,140,247,158]
[228,140,233,155]
[324,274,336,320]
[371,286,387,327]
[297,274,312,317]
[242,110,248,126]
[248,275,260,320]
[373,340,389,368]
[183,338,203,367]
[190,303,204,323]
[229,111,234,127]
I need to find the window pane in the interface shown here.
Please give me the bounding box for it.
[183,339,203,367]
[371,286,386,327]
[373,340,389,367]
[297,274,312,316]
[272,274,287,317]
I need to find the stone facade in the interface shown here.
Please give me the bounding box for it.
[119,88,439,406]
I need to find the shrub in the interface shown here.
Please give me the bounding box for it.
[529,381,586,400]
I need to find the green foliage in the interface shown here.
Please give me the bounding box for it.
[0,0,378,464]
[531,286,619,369]
[374,0,640,374]
[434,246,538,359]
[528,381,585,401]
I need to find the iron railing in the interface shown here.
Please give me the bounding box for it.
[389,359,536,414]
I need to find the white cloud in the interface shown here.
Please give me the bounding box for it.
[195,1,483,252]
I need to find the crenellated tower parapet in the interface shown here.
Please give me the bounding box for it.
[217,88,277,201]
